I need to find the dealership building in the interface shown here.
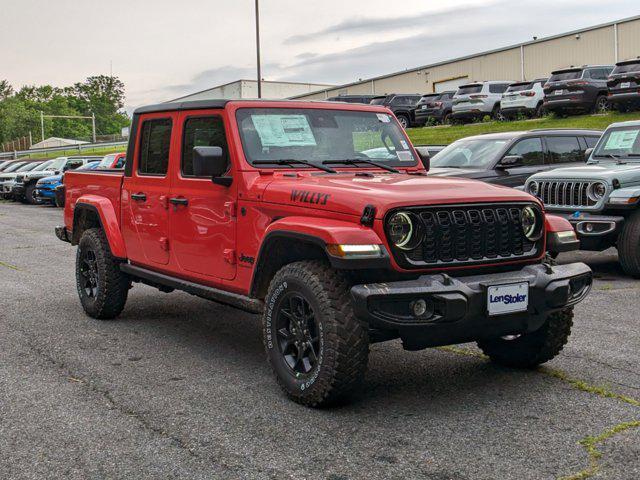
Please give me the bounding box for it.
[291,14,640,100]
[170,79,333,102]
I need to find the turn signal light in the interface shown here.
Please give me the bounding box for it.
[326,244,382,258]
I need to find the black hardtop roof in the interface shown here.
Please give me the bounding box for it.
[473,128,602,140]
[616,57,640,65]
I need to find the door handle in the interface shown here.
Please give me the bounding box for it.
[131,193,147,201]
[169,197,189,206]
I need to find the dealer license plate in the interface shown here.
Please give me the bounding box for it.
[554,89,564,95]
[620,82,631,89]
[487,282,529,316]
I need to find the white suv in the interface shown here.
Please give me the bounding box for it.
[500,78,547,119]
[451,81,513,124]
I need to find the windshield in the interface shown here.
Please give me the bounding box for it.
[3,162,26,172]
[97,154,116,168]
[613,62,640,74]
[236,108,418,168]
[592,126,640,161]
[549,70,582,82]
[430,138,508,169]
[16,163,39,172]
[77,161,99,171]
[46,157,67,170]
[32,160,55,171]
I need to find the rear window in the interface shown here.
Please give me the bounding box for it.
[390,96,421,106]
[613,62,640,74]
[138,118,172,176]
[506,83,533,92]
[457,85,482,95]
[549,70,582,82]
[420,94,441,102]
[489,84,509,94]
[370,97,387,105]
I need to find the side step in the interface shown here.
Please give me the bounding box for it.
[120,263,264,314]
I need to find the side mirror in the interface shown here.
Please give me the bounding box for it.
[193,146,231,186]
[497,155,524,169]
[584,148,594,161]
[414,147,430,171]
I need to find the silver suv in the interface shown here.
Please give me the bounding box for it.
[451,81,514,124]
[525,120,640,277]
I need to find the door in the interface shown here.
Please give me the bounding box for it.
[121,114,175,266]
[492,137,545,187]
[168,112,237,280]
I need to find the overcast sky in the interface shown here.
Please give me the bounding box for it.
[1,0,638,111]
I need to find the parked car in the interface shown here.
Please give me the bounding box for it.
[36,160,101,206]
[607,58,640,112]
[414,91,455,125]
[414,145,447,164]
[428,129,602,188]
[0,160,26,172]
[57,99,591,407]
[525,120,640,276]
[13,156,101,204]
[543,65,614,115]
[451,81,513,124]
[326,95,376,105]
[95,152,126,170]
[500,78,548,119]
[369,94,423,128]
[0,161,44,199]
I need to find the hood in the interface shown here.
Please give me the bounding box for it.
[37,175,62,184]
[26,169,58,179]
[261,172,537,218]
[0,172,19,181]
[529,162,640,186]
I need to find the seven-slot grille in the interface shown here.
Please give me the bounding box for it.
[389,204,540,268]
[535,181,597,208]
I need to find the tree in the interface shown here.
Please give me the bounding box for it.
[0,80,13,100]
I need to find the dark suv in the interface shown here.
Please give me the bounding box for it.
[428,129,602,188]
[326,94,376,105]
[607,58,640,112]
[414,91,455,125]
[543,65,614,115]
[370,94,423,128]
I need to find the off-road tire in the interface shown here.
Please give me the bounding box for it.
[262,260,369,407]
[477,308,573,368]
[618,210,640,278]
[76,228,129,320]
[396,113,410,129]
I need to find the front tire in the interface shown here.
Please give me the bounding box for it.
[263,261,369,407]
[618,210,640,278]
[477,308,573,368]
[76,228,129,320]
[25,184,42,205]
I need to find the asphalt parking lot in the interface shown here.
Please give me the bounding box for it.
[0,202,638,480]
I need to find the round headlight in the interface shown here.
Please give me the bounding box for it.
[587,182,606,202]
[522,206,543,241]
[527,181,538,196]
[387,212,422,250]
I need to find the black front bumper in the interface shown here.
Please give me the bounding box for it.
[350,262,592,350]
[552,212,624,250]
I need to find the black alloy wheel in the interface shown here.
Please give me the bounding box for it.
[79,247,99,298]
[276,292,320,375]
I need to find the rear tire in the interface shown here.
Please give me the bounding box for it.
[492,105,505,121]
[263,260,369,407]
[396,113,410,129]
[535,103,546,118]
[76,228,129,320]
[441,112,452,125]
[618,210,640,278]
[478,308,573,368]
[594,95,610,113]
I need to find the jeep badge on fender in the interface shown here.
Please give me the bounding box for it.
[56,99,592,407]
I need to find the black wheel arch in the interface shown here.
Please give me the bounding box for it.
[72,203,105,247]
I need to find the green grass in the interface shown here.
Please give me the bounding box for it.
[14,144,125,161]
[406,111,640,146]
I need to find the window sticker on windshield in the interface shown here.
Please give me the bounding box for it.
[376,113,391,123]
[604,130,639,150]
[251,114,317,147]
[397,151,413,162]
[400,140,409,150]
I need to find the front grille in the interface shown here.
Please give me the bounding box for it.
[387,204,541,269]
[535,181,597,208]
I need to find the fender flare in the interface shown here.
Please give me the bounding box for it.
[250,217,389,297]
[73,195,127,258]
[545,214,574,232]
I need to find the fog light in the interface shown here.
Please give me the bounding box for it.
[585,223,594,233]
[410,298,434,318]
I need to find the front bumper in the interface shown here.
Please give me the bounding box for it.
[351,262,592,350]
[551,212,624,250]
[35,186,56,199]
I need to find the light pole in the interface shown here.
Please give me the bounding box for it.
[255,0,262,98]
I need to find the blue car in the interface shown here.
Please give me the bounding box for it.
[35,161,100,205]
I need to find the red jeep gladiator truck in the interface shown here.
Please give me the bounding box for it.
[57,99,592,407]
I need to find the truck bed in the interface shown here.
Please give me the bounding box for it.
[63,170,124,232]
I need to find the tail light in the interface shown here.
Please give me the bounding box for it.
[434,101,443,107]
[470,94,488,99]
[520,91,536,97]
